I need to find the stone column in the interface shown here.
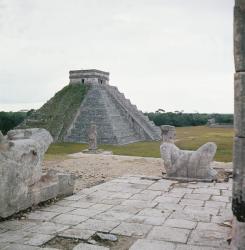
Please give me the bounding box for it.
[232,0,245,248]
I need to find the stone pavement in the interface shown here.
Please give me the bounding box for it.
[0,175,232,250]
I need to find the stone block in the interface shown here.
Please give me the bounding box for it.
[193,188,220,196]
[58,228,95,240]
[164,219,197,229]
[170,210,211,223]
[70,208,101,217]
[179,199,204,207]
[154,196,181,204]
[26,222,69,235]
[147,226,190,243]
[234,5,245,72]
[138,208,167,217]
[27,211,59,221]
[175,245,221,250]
[120,199,157,208]
[109,205,142,214]
[2,244,42,250]
[57,173,75,196]
[73,243,109,250]
[111,222,152,237]
[126,215,167,226]
[234,73,245,136]
[196,222,230,233]
[74,218,120,232]
[94,211,133,221]
[23,233,54,246]
[184,193,211,201]
[52,214,88,225]
[129,239,176,250]
[205,201,227,209]
[188,230,230,248]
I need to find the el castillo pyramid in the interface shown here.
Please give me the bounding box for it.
[20,69,161,145]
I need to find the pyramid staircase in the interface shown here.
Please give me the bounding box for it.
[65,83,161,145]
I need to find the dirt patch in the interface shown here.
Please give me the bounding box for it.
[42,236,84,249]
[43,153,232,192]
[43,235,136,250]
[43,153,165,192]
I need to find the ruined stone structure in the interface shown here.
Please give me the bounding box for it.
[160,125,218,181]
[232,0,245,248]
[0,128,74,218]
[65,69,161,145]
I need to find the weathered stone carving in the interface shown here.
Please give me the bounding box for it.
[160,125,217,180]
[88,122,97,151]
[0,128,74,218]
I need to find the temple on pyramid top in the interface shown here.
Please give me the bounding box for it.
[69,69,109,85]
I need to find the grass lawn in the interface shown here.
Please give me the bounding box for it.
[46,126,234,162]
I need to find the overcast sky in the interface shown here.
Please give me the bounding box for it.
[0,0,234,113]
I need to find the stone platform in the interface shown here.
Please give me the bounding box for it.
[0,176,232,250]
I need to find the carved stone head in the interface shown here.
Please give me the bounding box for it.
[160,125,176,143]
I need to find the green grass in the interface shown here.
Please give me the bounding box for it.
[46,126,234,162]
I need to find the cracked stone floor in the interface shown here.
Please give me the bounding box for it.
[0,175,232,250]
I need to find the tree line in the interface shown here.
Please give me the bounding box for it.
[0,110,234,135]
[0,112,27,134]
[146,111,234,127]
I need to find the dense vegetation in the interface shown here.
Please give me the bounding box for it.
[20,84,89,141]
[146,112,233,127]
[0,112,27,135]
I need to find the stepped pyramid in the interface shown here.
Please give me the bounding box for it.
[20,69,161,144]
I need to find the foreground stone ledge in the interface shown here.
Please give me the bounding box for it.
[0,128,75,218]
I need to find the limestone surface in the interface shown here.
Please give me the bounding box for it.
[160,125,217,180]
[0,175,232,249]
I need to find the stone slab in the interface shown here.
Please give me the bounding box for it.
[24,233,54,246]
[188,230,230,248]
[73,243,109,250]
[129,239,176,250]
[111,222,152,237]
[58,228,95,240]
[74,219,120,232]
[51,214,88,225]
[147,226,190,243]
[164,219,197,229]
